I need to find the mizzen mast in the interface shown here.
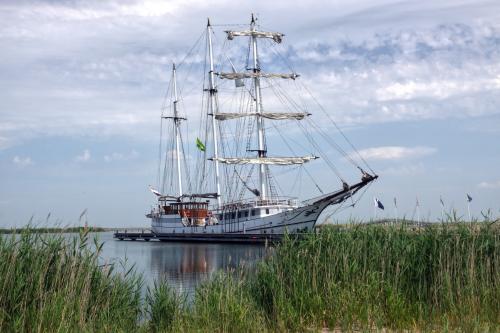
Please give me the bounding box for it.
[172,63,183,197]
[161,63,186,197]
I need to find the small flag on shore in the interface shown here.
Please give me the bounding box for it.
[393,197,397,208]
[467,194,472,202]
[79,209,87,221]
[374,197,384,210]
[196,138,206,152]
[440,196,444,207]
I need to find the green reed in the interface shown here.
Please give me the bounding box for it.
[0,228,142,332]
[190,271,268,332]
[252,223,500,331]
[145,280,186,332]
[1,222,498,332]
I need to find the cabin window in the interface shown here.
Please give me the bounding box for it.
[266,209,270,214]
[231,212,236,219]
[244,211,248,217]
[237,211,242,218]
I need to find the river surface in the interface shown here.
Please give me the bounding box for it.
[93,232,269,295]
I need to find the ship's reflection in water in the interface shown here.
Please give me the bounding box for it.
[149,242,268,295]
[99,232,269,296]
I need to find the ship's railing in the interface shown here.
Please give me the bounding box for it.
[217,197,299,211]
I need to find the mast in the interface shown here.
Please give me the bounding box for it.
[207,19,222,207]
[250,14,268,200]
[172,63,183,197]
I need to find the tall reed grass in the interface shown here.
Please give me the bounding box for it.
[1,222,498,332]
[0,228,142,332]
[252,223,500,331]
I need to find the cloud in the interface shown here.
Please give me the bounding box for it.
[0,0,500,148]
[478,180,500,189]
[104,150,139,162]
[0,136,11,150]
[75,149,91,162]
[352,146,437,161]
[380,163,425,176]
[12,155,33,167]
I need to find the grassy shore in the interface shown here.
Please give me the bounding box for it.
[0,226,108,234]
[1,223,498,332]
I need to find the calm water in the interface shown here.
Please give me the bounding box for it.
[94,232,269,295]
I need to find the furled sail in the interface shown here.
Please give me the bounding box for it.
[214,112,310,121]
[181,193,219,199]
[210,156,319,165]
[217,72,299,80]
[226,30,284,43]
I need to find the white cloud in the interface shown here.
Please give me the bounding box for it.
[376,79,488,102]
[0,0,500,147]
[478,180,500,189]
[0,136,11,150]
[353,146,437,161]
[104,150,139,162]
[75,149,91,162]
[12,155,33,167]
[381,163,425,176]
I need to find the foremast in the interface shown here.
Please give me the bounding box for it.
[207,14,377,208]
[213,14,316,203]
[250,14,268,200]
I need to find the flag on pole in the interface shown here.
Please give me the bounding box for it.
[374,197,384,210]
[196,138,206,152]
[415,196,421,224]
[393,197,398,225]
[440,196,444,207]
[466,193,472,221]
[79,209,87,221]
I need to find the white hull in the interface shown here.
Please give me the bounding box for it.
[151,200,331,235]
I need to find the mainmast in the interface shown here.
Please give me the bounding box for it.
[207,19,222,207]
[250,14,268,200]
[172,63,183,197]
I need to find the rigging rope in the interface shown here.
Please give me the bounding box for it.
[271,121,324,195]
[299,82,375,174]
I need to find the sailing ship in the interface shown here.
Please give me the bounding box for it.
[146,15,377,237]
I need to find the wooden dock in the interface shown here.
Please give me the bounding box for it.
[113,231,283,244]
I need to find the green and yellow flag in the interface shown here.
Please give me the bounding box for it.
[196,138,206,152]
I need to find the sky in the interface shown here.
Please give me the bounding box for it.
[1,0,500,228]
